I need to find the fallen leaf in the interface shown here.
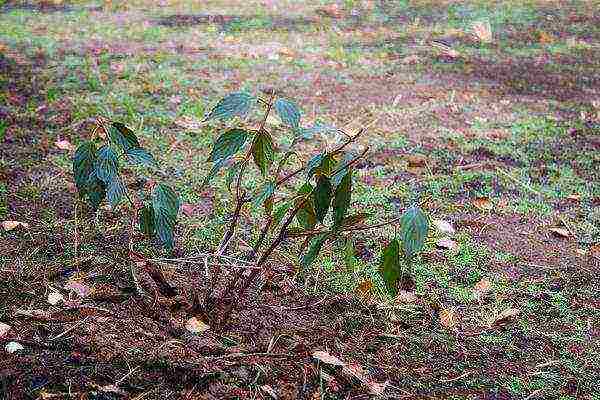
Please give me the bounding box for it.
[55,139,75,151]
[406,154,428,168]
[473,278,491,301]
[356,280,374,298]
[433,219,455,235]
[470,20,492,43]
[549,227,571,238]
[180,203,197,217]
[312,350,345,366]
[575,248,586,256]
[5,341,24,353]
[315,4,342,18]
[278,47,295,57]
[493,308,520,326]
[185,317,210,334]
[436,238,458,250]
[395,290,417,303]
[590,245,600,259]
[0,322,10,338]
[2,220,30,231]
[64,281,90,298]
[47,291,64,306]
[472,197,492,211]
[366,380,388,396]
[566,194,581,201]
[538,30,555,44]
[440,308,458,329]
[400,54,421,65]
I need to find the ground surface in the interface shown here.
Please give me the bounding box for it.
[1,0,599,399]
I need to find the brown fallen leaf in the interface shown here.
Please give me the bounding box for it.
[472,197,492,211]
[538,30,555,44]
[493,308,520,326]
[400,54,421,65]
[55,139,75,151]
[185,317,210,334]
[395,290,418,303]
[589,245,600,259]
[473,278,491,301]
[315,3,343,18]
[2,220,30,231]
[549,227,571,238]
[406,154,428,168]
[312,350,345,366]
[440,307,458,329]
[356,280,374,299]
[437,238,458,250]
[566,194,581,201]
[64,281,90,298]
[470,20,492,43]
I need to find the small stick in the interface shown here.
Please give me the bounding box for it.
[49,317,90,341]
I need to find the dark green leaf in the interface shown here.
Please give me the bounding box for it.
[0,120,7,142]
[73,141,97,195]
[205,92,255,121]
[253,181,275,208]
[273,201,291,227]
[274,98,301,128]
[139,203,155,238]
[313,176,332,223]
[296,183,316,230]
[332,168,352,226]
[201,158,228,188]
[208,128,249,163]
[86,177,106,210]
[106,175,126,207]
[94,145,119,184]
[379,239,401,297]
[251,130,274,176]
[110,122,140,151]
[152,184,180,249]
[126,147,156,167]
[400,206,429,260]
[301,233,329,268]
[344,238,356,272]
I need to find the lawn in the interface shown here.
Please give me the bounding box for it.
[0,0,599,398]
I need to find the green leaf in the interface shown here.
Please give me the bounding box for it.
[94,145,119,184]
[400,206,429,260]
[301,233,329,268]
[0,120,7,142]
[273,201,291,227]
[274,98,301,128]
[306,154,324,178]
[205,92,255,121]
[73,141,97,195]
[201,158,228,188]
[379,239,401,297]
[86,177,106,210]
[313,176,332,223]
[253,181,275,208]
[332,168,352,226]
[110,122,140,151]
[344,238,356,272]
[139,203,155,238]
[331,152,355,187]
[106,175,126,207]
[251,130,274,176]
[295,183,316,230]
[126,147,156,167]
[152,184,180,249]
[208,128,249,163]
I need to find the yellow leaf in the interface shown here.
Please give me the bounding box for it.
[356,280,374,298]
[440,308,458,329]
[538,31,555,44]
